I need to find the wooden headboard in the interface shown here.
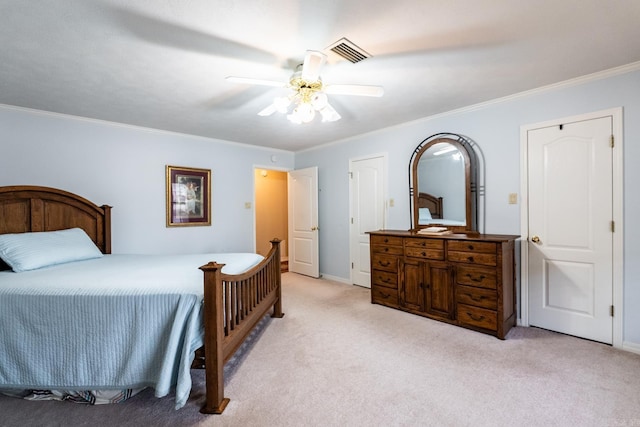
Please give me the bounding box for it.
[0,186,112,254]
[418,192,443,219]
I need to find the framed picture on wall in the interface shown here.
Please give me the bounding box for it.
[166,165,211,227]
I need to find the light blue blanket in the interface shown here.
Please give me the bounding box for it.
[0,253,263,409]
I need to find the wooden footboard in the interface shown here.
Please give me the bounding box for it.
[198,239,284,414]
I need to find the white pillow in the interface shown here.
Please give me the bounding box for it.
[0,228,103,272]
[419,208,433,223]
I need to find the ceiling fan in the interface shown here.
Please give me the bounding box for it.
[226,50,384,124]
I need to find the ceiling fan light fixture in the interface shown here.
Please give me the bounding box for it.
[292,102,316,123]
[231,49,381,124]
[310,91,328,110]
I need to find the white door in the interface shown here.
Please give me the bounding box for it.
[349,155,386,288]
[527,116,613,344]
[288,167,319,278]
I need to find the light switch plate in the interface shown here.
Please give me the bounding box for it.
[508,193,518,204]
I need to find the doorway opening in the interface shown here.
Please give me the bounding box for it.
[254,168,289,272]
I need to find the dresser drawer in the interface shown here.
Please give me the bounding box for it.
[448,241,497,254]
[455,265,497,289]
[372,285,399,306]
[405,238,444,250]
[457,304,497,331]
[448,251,496,266]
[371,253,399,272]
[456,285,497,310]
[370,235,403,247]
[405,247,445,260]
[371,244,404,256]
[371,270,398,289]
[405,236,445,260]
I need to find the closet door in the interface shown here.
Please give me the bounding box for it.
[288,167,319,278]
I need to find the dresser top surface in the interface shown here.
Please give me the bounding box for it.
[368,229,520,242]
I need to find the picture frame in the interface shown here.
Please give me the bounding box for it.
[166,165,211,227]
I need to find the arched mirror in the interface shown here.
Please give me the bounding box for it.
[409,133,484,233]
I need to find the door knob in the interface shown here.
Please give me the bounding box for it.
[311,226,319,231]
[531,236,541,244]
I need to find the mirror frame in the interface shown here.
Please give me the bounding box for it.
[409,133,483,233]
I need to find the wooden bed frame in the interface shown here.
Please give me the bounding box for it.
[417,192,443,219]
[0,185,283,414]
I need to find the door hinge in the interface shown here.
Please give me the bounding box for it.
[349,172,353,178]
[610,135,614,148]
[351,217,354,224]
[351,262,354,269]
[610,305,614,317]
[611,221,615,232]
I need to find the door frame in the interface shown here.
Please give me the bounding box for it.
[519,107,624,348]
[348,152,388,287]
[253,164,291,254]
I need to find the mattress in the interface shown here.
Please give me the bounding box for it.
[0,253,264,409]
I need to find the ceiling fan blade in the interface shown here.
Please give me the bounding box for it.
[226,76,286,88]
[319,102,341,122]
[301,50,326,82]
[112,7,276,64]
[324,84,384,97]
[258,104,277,116]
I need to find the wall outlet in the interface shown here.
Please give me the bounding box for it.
[244,202,251,209]
[508,193,518,204]
[389,198,395,207]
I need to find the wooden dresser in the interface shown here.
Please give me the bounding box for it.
[369,230,519,339]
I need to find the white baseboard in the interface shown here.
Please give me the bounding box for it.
[622,341,640,355]
[319,273,351,285]
[514,321,640,355]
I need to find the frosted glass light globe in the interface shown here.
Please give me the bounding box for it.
[310,92,328,110]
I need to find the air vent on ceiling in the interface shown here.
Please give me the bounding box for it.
[327,38,371,63]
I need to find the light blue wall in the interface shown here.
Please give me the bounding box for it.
[295,68,640,345]
[0,106,294,254]
[1,68,638,345]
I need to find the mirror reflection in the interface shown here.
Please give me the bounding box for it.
[410,134,480,233]
[416,143,466,226]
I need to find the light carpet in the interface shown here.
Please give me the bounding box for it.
[1,272,639,427]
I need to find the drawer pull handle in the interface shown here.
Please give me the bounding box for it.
[467,312,485,322]
[467,245,474,250]
[384,248,389,252]
[467,256,475,263]
[466,274,486,283]
[378,261,391,267]
[380,292,390,299]
[384,238,389,243]
[422,252,427,256]
[380,277,391,283]
[470,295,486,302]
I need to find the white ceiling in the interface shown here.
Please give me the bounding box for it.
[1,1,640,152]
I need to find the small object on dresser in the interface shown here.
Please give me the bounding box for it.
[418,226,452,235]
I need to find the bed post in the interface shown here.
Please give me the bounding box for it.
[270,239,284,319]
[198,262,229,414]
[101,205,112,254]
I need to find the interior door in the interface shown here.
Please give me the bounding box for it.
[527,116,613,344]
[288,167,319,278]
[349,155,386,288]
